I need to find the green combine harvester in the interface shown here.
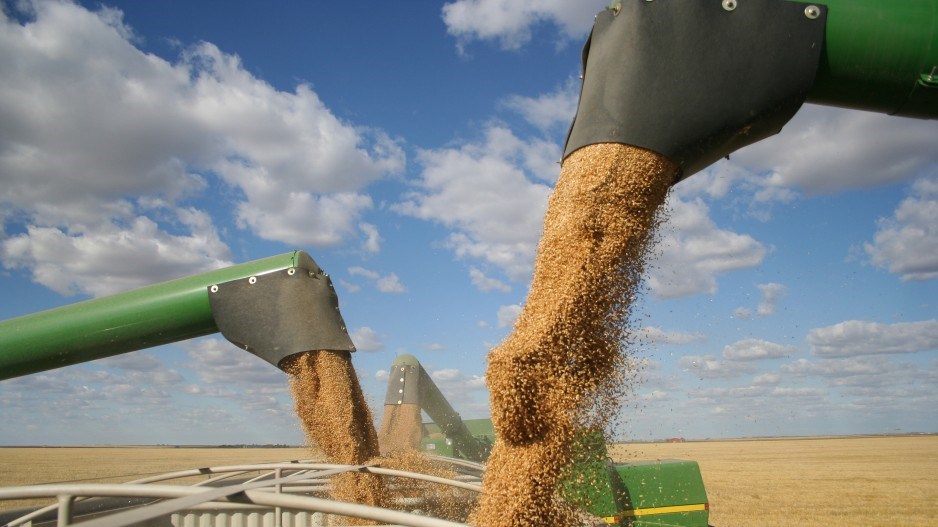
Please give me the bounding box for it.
[0,1,936,525]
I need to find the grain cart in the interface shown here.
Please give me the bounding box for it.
[1,0,937,525]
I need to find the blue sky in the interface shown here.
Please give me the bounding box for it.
[0,0,936,445]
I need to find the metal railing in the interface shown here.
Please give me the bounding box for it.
[0,459,483,527]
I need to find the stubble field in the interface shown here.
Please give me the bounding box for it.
[1,435,935,526]
[609,435,938,527]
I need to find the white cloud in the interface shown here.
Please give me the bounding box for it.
[375,369,390,382]
[731,105,938,195]
[781,357,881,378]
[723,339,797,361]
[502,79,579,133]
[0,1,402,293]
[431,368,462,382]
[428,367,486,404]
[359,223,382,253]
[639,326,706,346]
[349,327,384,353]
[376,273,406,293]
[348,266,380,280]
[864,177,938,281]
[229,182,375,247]
[752,373,782,385]
[646,197,766,299]
[347,266,406,294]
[496,304,522,329]
[185,338,287,387]
[469,267,511,293]
[441,0,606,50]
[1,207,232,297]
[734,307,753,320]
[395,126,555,281]
[807,320,938,358]
[677,354,757,379]
[757,283,786,317]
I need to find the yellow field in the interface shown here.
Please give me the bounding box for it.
[609,435,938,527]
[0,446,318,512]
[2,436,936,526]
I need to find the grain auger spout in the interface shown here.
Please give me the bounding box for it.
[379,354,492,462]
[564,0,938,182]
[0,250,356,381]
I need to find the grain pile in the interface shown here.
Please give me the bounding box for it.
[282,350,389,525]
[373,449,477,522]
[377,403,424,454]
[473,143,677,526]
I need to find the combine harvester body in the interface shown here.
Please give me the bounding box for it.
[1,0,936,525]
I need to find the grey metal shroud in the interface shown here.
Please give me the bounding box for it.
[563,0,827,181]
[208,252,356,369]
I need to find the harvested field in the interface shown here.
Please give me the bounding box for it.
[609,435,938,527]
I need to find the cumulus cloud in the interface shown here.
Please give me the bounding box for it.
[496,304,523,329]
[350,326,384,352]
[359,223,382,254]
[502,79,579,133]
[646,197,766,299]
[469,267,512,293]
[185,338,287,388]
[0,1,401,295]
[723,339,797,361]
[347,266,407,293]
[731,105,938,195]
[782,357,883,378]
[779,356,933,404]
[395,126,555,282]
[864,177,938,281]
[639,326,706,346]
[441,0,606,51]
[807,320,938,358]
[677,354,757,379]
[757,283,786,317]
[752,373,782,385]
[428,367,486,404]
[1,207,231,296]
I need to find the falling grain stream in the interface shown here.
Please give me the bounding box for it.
[473,143,677,526]
[282,143,677,526]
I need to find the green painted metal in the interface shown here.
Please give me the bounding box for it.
[558,432,622,520]
[600,0,938,118]
[0,251,306,381]
[614,460,709,527]
[806,0,937,117]
[421,418,494,459]
[391,354,490,462]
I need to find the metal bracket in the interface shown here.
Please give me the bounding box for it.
[563,0,827,181]
[208,264,356,370]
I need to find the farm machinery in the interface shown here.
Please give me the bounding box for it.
[0,250,708,526]
[1,0,936,525]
